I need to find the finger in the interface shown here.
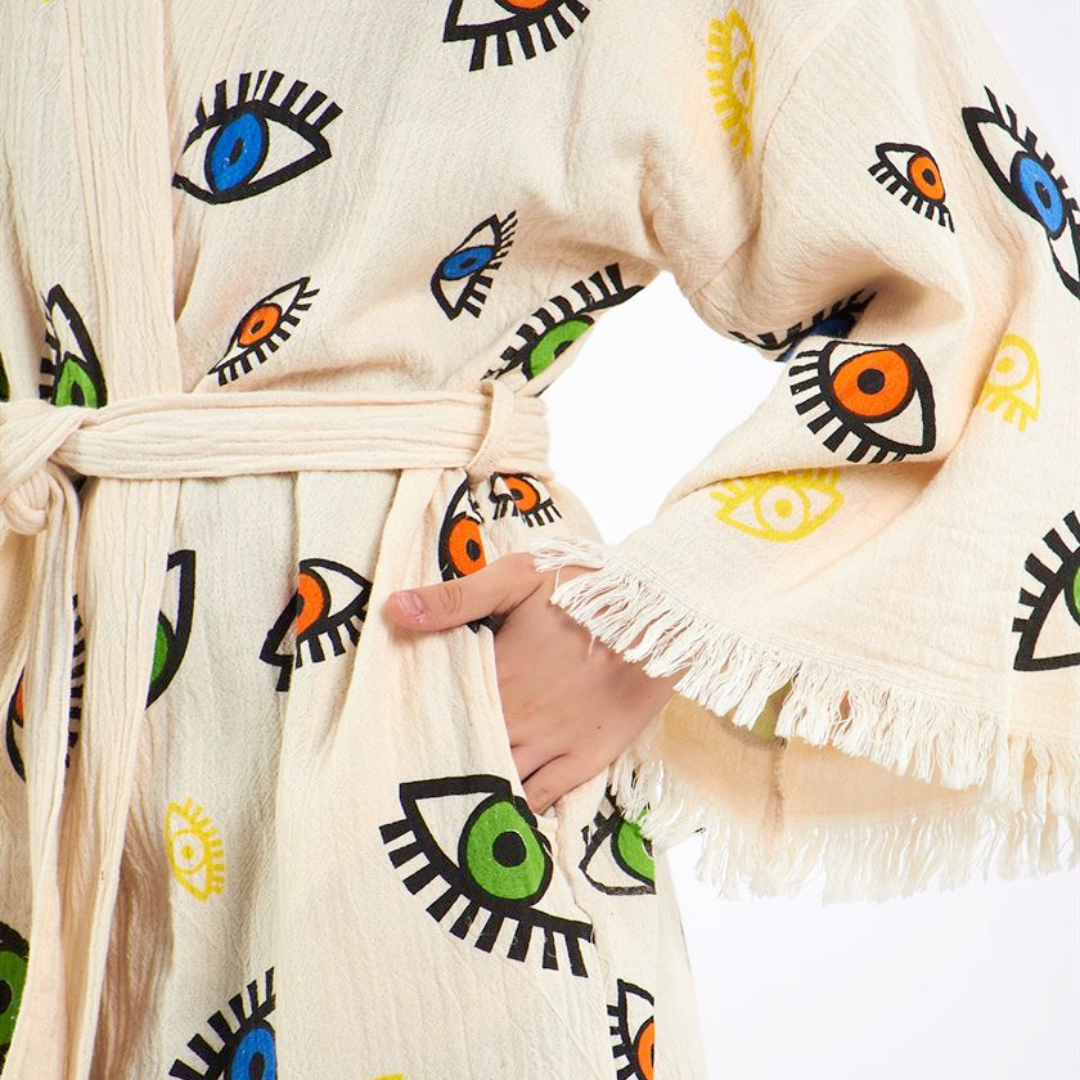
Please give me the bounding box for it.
[511,742,551,785]
[385,552,541,631]
[522,754,595,815]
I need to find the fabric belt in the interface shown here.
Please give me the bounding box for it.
[0,380,549,1077]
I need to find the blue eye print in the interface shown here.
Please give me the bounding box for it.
[168,969,276,1080]
[729,289,876,362]
[444,0,600,72]
[963,87,1080,299]
[431,211,517,319]
[174,71,342,204]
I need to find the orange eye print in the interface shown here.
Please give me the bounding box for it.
[260,558,373,691]
[443,0,600,71]
[710,469,843,542]
[788,339,936,463]
[439,479,493,632]
[207,277,318,386]
[977,332,1041,432]
[609,979,655,1080]
[869,142,955,231]
[489,473,562,527]
[448,516,487,576]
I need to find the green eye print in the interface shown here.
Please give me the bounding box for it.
[39,285,107,409]
[0,923,29,1066]
[484,263,644,383]
[147,551,196,707]
[380,774,594,976]
[462,795,553,904]
[579,791,656,896]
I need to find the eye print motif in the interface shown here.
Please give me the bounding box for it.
[174,70,342,204]
[609,979,655,1080]
[165,797,225,902]
[443,0,599,72]
[963,87,1080,299]
[260,559,372,692]
[868,143,955,231]
[488,473,562,527]
[168,968,275,1080]
[976,332,1040,432]
[207,278,318,386]
[148,549,196,707]
[439,478,495,633]
[0,922,28,1069]
[432,211,517,320]
[579,790,655,896]
[1013,511,1080,672]
[787,339,936,463]
[7,600,84,782]
[380,774,595,976]
[483,263,644,383]
[706,9,756,158]
[729,289,876,362]
[710,468,843,542]
[38,285,107,408]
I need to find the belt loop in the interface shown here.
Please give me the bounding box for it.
[465,380,516,484]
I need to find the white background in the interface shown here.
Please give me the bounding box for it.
[541,2,1080,1077]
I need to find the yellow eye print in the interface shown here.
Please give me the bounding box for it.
[710,469,843,542]
[977,333,1040,432]
[165,798,225,901]
[706,9,756,158]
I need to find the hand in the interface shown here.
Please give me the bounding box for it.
[385,553,679,814]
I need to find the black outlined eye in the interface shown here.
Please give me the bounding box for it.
[443,0,598,71]
[148,550,196,707]
[963,87,1080,299]
[484,263,643,384]
[260,559,372,692]
[706,9,756,158]
[7,599,83,782]
[609,979,654,1080]
[488,473,562,527]
[206,279,318,387]
[439,478,495,633]
[432,211,517,320]
[174,71,342,204]
[729,289,876,362]
[0,922,28,1069]
[710,468,843,543]
[165,797,225,902]
[579,791,655,896]
[380,774,595,976]
[868,143,955,231]
[38,285,107,408]
[168,969,275,1080]
[1013,511,1080,672]
[0,355,9,401]
[976,332,1041,432]
[788,339,936,463]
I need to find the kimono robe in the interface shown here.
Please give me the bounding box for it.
[0,0,1076,1077]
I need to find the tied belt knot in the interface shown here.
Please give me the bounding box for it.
[0,378,549,1078]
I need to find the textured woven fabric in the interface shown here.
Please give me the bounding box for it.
[0,0,1076,1077]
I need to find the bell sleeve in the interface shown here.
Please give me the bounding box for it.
[528,0,1080,901]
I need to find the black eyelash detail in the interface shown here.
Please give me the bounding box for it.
[868,143,955,231]
[728,289,876,357]
[1012,510,1080,672]
[7,597,83,782]
[208,278,319,386]
[39,285,108,408]
[484,263,643,383]
[168,969,275,1080]
[379,774,595,977]
[487,473,562,526]
[432,211,517,320]
[578,790,656,896]
[439,478,496,633]
[608,978,655,1080]
[444,0,600,72]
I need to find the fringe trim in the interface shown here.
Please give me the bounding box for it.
[529,536,1080,901]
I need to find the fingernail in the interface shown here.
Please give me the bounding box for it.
[394,590,425,618]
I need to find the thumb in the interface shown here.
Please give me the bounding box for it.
[385,552,542,631]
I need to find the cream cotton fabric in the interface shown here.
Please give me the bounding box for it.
[0,0,1077,1078]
